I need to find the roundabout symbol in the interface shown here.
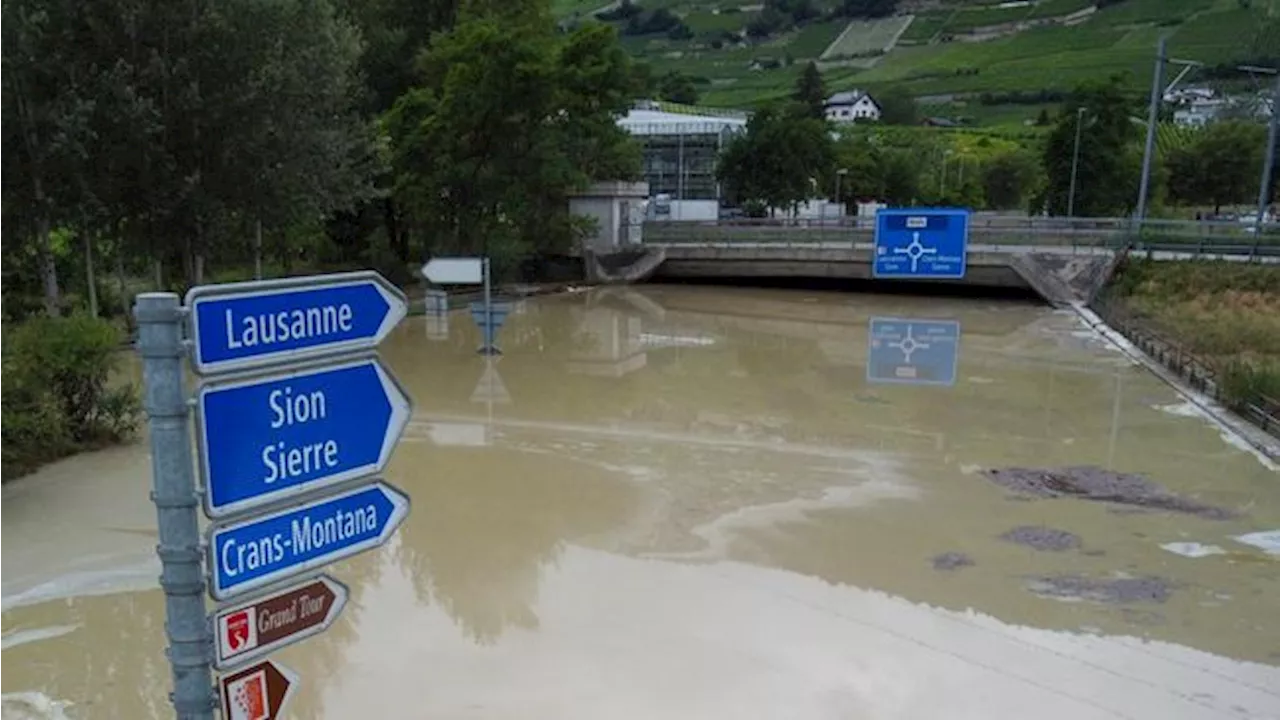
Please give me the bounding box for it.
[889,325,929,364]
[892,231,938,273]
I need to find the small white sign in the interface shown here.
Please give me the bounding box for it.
[906,216,928,229]
[422,257,483,285]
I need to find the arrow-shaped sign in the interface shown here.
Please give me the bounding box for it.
[208,481,410,601]
[197,356,412,518]
[186,271,408,376]
[220,658,298,720]
[422,257,483,285]
[214,574,349,669]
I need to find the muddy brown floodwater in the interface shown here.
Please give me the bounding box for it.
[4,285,1280,719]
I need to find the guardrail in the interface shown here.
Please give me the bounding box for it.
[1091,294,1279,440]
[641,216,1280,259]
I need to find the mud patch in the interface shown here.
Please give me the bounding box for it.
[1027,575,1175,604]
[931,552,974,571]
[982,466,1237,520]
[1000,526,1081,551]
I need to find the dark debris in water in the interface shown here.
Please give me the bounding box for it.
[931,552,974,571]
[1028,575,1175,604]
[982,466,1238,520]
[1000,526,1081,552]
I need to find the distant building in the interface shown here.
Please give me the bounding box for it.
[616,104,748,216]
[824,90,881,124]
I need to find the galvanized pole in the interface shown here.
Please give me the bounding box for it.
[482,257,493,354]
[1068,107,1086,219]
[1135,35,1167,231]
[135,293,215,720]
[1255,71,1279,236]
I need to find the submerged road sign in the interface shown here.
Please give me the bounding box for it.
[214,575,348,669]
[470,300,510,355]
[186,271,408,376]
[220,658,298,720]
[198,356,411,518]
[873,208,969,279]
[867,317,961,386]
[208,481,410,601]
[422,257,483,285]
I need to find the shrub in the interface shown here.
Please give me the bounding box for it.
[6,313,140,443]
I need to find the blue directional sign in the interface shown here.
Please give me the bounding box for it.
[197,357,411,518]
[873,208,969,279]
[186,271,409,376]
[470,301,511,354]
[208,481,410,600]
[866,317,961,386]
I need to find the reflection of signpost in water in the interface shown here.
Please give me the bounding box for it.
[867,318,961,386]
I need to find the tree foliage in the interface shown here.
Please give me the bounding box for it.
[718,102,834,212]
[1166,121,1266,212]
[385,7,641,269]
[1041,76,1141,217]
[794,62,826,120]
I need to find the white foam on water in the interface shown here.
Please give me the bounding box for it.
[1233,530,1280,555]
[1154,401,1280,471]
[1,692,75,720]
[1,624,81,651]
[1159,542,1227,559]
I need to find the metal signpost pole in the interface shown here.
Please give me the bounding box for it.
[135,293,215,720]
[1135,35,1167,233]
[483,256,492,350]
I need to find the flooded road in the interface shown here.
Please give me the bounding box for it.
[4,285,1279,719]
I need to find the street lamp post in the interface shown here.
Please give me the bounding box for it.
[940,150,953,198]
[1068,107,1086,219]
[834,168,848,223]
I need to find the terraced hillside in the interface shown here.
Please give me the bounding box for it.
[563,0,1277,124]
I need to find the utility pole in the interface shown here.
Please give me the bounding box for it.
[1135,35,1167,229]
[1253,69,1279,235]
[1068,107,1087,219]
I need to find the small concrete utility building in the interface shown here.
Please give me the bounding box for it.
[568,181,650,253]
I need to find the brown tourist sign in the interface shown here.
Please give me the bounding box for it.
[213,574,348,669]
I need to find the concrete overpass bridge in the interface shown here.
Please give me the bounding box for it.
[583,218,1279,307]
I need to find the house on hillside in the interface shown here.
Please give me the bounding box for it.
[824,90,881,124]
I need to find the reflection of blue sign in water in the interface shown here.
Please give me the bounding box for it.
[198,357,411,518]
[867,318,961,386]
[186,272,408,375]
[873,208,969,279]
[208,481,410,600]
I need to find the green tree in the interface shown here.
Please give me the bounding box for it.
[794,62,826,120]
[718,102,834,214]
[2,0,94,315]
[874,87,918,125]
[982,149,1041,210]
[841,0,897,18]
[1167,121,1266,213]
[1042,76,1141,217]
[385,7,640,268]
[658,71,699,105]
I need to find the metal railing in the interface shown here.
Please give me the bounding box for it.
[641,216,1280,259]
[1091,295,1279,439]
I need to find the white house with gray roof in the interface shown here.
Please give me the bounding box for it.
[824,90,881,124]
